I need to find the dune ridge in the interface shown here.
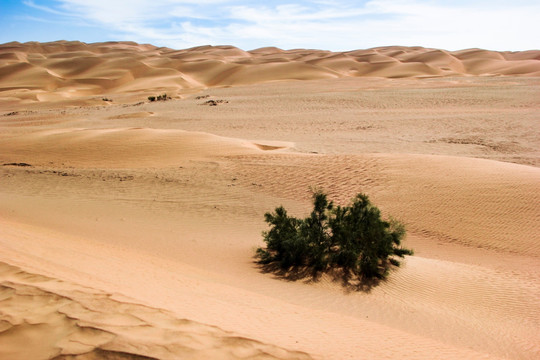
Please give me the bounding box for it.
[1,41,539,103]
[0,127,291,168]
[0,261,312,360]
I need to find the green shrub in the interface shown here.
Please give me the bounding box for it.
[148,96,156,102]
[256,191,413,283]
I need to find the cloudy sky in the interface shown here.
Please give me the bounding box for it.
[1,0,538,51]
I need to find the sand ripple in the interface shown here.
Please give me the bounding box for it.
[0,262,312,360]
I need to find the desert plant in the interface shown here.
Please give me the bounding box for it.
[148,94,171,102]
[256,206,307,268]
[256,191,413,283]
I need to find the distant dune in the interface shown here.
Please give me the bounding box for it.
[0,41,539,102]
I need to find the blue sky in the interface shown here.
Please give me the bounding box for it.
[1,0,538,51]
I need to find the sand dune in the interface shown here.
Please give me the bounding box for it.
[1,41,539,104]
[1,149,538,359]
[0,127,289,168]
[0,261,312,360]
[0,41,539,359]
[225,153,540,257]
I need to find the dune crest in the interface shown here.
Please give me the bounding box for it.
[1,41,539,103]
[0,127,291,168]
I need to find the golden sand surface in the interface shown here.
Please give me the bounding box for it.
[0,41,539,359]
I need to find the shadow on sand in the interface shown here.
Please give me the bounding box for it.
[256,261,387,293]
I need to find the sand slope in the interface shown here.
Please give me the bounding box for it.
[1,41,539,104]
[0,127,289,168]
[1,136,539,359]
[0,261,312,360]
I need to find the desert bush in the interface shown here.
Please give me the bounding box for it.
[148,94,171,102]
[256,191,413,282]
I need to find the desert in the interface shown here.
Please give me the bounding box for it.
[0,41,539,359]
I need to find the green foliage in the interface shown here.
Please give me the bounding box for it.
[148,96,156,102]
[256,191,413,282]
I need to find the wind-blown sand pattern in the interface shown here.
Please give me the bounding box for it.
[0,261,312,360]
[0,41,539,359]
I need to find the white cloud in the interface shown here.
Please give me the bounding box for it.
[23,0,540,50]
[23,0,73,16]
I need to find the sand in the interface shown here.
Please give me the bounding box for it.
[0,41,539,359]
